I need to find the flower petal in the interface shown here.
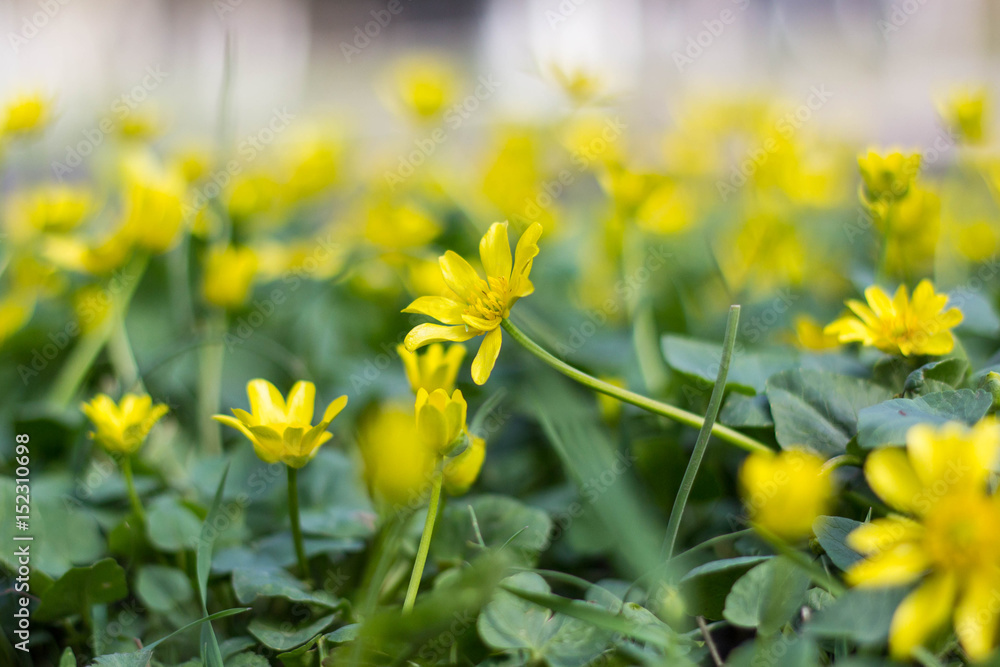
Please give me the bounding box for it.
[864,447,926,515]
[213,414,254,441]
[847,516,923,555]
[247,379,287,424]
[285,381,316,425]
[405,323,478,351]
[439,250,481,302]
[888,572,957,660]
[471,327,503,385]
[322,395,349,423]
[509,223,542,298]
[402,296,466,325]
[846,542,930,588]
[954,570,1000,660]
[479,221,512,280]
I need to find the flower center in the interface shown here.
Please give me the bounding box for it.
[922,494,1000,572]
[464,275,509,324]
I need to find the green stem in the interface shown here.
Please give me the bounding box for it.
[662,306,741,559]
[287,466,310,581]
[674,528,755,562]
[121,456,146,523]
[911,647,945,667]
[500,318,769,454]
[108,316,144,394]
[198,310,226,457]
[403,465,444,613]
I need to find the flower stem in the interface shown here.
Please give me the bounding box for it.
[121,455,146,523]
[403,465,444,613]
[500,318,769,454]
[198,310,226,457]
[287,466,310,581]
[662,305,740,559]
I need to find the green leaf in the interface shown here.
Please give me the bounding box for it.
[719,393,773,428]
[198,465,230,667]
[479,573,615,667]
[662,336,794,394]
[249,613,337,652]
[146,495,203,553]
[765,369,894,455]
[231,567,340,609]
[856,389,993,449]
[34,558,128,622]
[90,648,153,667]
[59,647,76,667]
[226,653,270,667]
[903,358,969,397]
[812,516,864,571]
[135,565,193,614]
[679,556,771,620]
[324,624,360,643]
[807,587,908,645]
[723,557,811,635]
[724,633,819,667]
[434,495,553,566]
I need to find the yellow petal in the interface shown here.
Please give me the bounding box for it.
[889,573,957,660]
[417,400,448,452]
[404,323,478,351]
[907,422,994,495]
[846,542,930,588]
[865,285,893,319]
[285,381,316,425]
[247,425,284,463]
[439,250,481,302]
[954,570,1000,660]
[471,327,503,385]
[847,516,923,555]
[864,447,926,515]
[509,223,542,298]
[213,414,254,441]
[247,379,287,424]
[479,221,512,280]
[322,395,349,423]
[402,296,466,325]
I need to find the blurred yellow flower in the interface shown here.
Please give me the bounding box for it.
[858,149,921,203]
[793,315,841,351]
[548,64,603,104]
[403,221,542,384]
[824,280,962,356]
[939,87,987,144]
[739,448,834,541]
[363,198,441,250]
[214,380,348,468]
[73,285,114,334]
[202,245,257,309]
[398,342,466,394]
[119,157,186,254]
[358,402,435,508]
[443,434,486,496]
[81,393,169,455]
[415,387,467,456]
[2,92,50,135]
[0,294,35,347]
[635,180,695,235]
[227,173,279,222]
[6,185,92,239]
[277,127,343,202]
[846,421,1000,660]
[390,56,456,121]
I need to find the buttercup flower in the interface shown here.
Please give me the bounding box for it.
[403,221,542,384]
[857,149,921,202]
[739,448,834,541]
[824,280,962,357]
[940,87,987,144]
[793,315,841,351]
[202,245,258,309]
[81,393,169,455]
[846,420,1000,660]
[398,343,466,394]
[415,387,467,456]
[2,92,50,135]
[443,435,486,496]
[214,380,348,468]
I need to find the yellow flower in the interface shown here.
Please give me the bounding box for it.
[793,315,841,351]
[939,87,987,144]
[403,221,542,385]
[6,185,92,240]
[358,402,436,508]
[119,157,186,254]
[0,293,35,348]
[81,393,169,455]
[443,435,486,496]
[202,245,258,309]
[398,343,466,394]
[73,285,114,334]
[415,388,468,456]
[857,149,921,202]
[227,173,279,221]
[824,280,962,357]
[2,92,50,135]
[214,380,348,468]
[846,421,1000,660]
[389,56,456,121]
[739,449,834,542]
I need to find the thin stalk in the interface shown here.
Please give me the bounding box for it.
[662,306,741,559]
[402,465,444,613]
[121,456,146,523]
[108,316,144,394]
[198,310,226,457]
[287,466,310,581]
[500,318,769,454]
[674,528,755,562]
